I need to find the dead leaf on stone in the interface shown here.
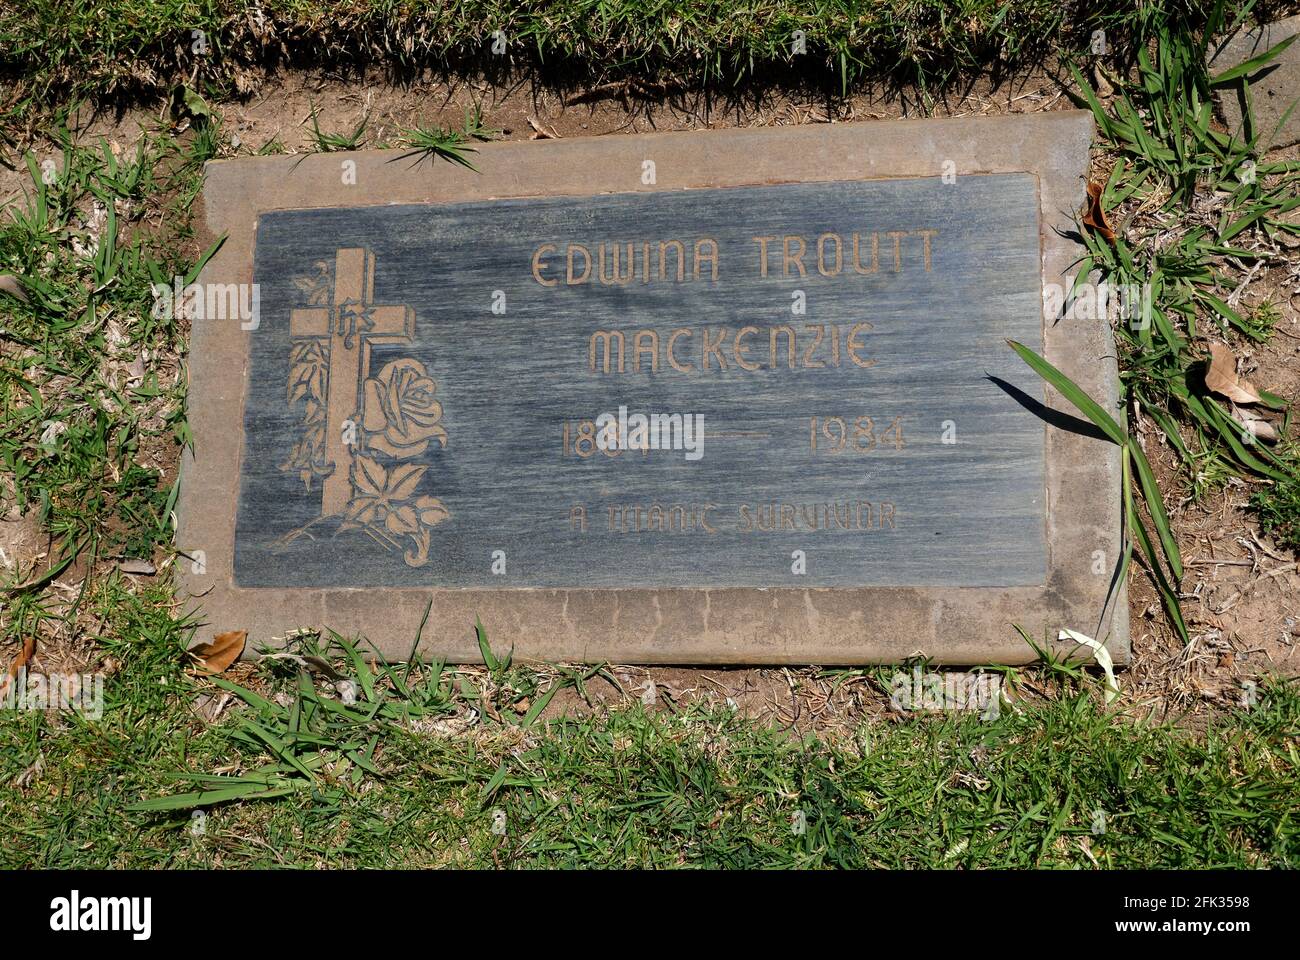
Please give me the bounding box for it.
[188,630,246,674]
[1206,342,1264,405]
[0,273,28,302]
[1081,181,1115,244]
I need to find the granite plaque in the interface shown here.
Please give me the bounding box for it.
[179,115,1128,663]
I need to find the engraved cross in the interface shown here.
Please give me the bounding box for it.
[289,247,414,517]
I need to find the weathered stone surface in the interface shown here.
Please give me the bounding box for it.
[178,112,1127,664]
[1210,15,1300,149]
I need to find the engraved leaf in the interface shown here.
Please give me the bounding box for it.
[287,345,328,408]
[310,364,326,404]
[415,495,450,528]
[293,260,333,305]
[342,494,381,529]
[289,367,315,404]
[387,463,427,501]
[353,456,388,498]
[385,504,421,535]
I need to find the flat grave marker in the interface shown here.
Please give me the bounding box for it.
[178,113,1128,664]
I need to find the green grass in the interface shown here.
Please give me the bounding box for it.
[0,116,210,605]
[3,1,1300,869]
[2,611,1296,868]
[396,106,499,170]
[0,1,1256,132]
[305,102,371,153]
[1011,1,1300,643]
[1252,466,1300,551]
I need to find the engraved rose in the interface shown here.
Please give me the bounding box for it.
[363,358,447,458]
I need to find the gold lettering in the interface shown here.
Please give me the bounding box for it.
[589,330,626,373]
[667,328,694,373]
[769,325,797,369]
[752,236,777,277]
[782,235,807,278]
[633,329,659,372]
[801,323,825,368]
[598,242,634,285]
[567,244,592,284]
[531,243,558,286]
[887,231,906,272]
[702,326,729,371]
[916,229,937,271]
[816,233,842,277]
[847,322,876,368]
[694,238,719,280]
[734,326,761,371]
[699,504,718,534]
[852,233,879,274]
[659,240,686,282]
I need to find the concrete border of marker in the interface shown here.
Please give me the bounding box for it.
[177,113,1127,665]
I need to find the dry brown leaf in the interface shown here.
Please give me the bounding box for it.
[527,117,559,140]
[0,274,28,302]
[0,633,36,700]
[189,630,247,674]
[1093,62,1114,98]
[1206,342,1264,405]
[1081,181,1115,244]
